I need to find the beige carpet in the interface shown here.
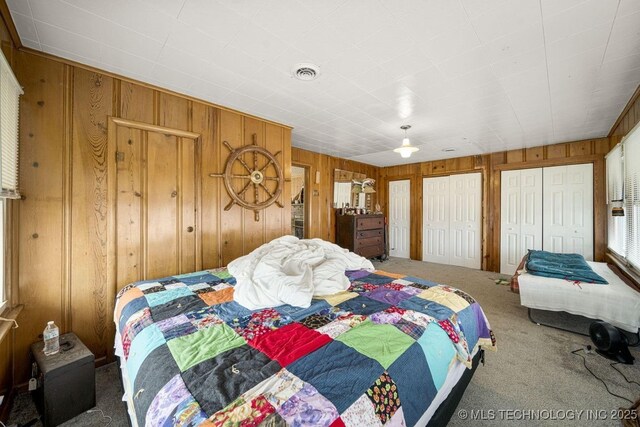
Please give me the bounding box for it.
[373,257,640,427]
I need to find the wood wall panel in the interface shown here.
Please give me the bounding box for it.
[610,84,640,146]
[291,148,378,243]
[242,116,266,254]
[218,110,244,266]
[264,123,287,243]
[8,50,291,386]
[379,138,611,272]
[193,104,219,269]
[15,52,66,382]
[70,68,113,360]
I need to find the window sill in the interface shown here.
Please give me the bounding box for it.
[605,252,640,292]
[0,304,23,344]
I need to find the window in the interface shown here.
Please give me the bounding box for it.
[606,144,625,256]
[625,125,640,269]
[607,121,640,271]
[0,48,22,312]
[0,200,4,312]
[0,50,22,198]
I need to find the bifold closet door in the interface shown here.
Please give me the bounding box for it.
[423,173,482,268]
[423,176,450,264]
[500,168,543,274]
[388,180,410,258]
[449,173,482,269]
[543,164,594,259]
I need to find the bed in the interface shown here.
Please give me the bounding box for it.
[114,267,495,427]
[511,256,640,334]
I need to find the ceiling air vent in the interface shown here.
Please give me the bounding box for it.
[292,63,320,81]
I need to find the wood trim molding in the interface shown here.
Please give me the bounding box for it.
[493,154,601,171]
[0,0,21,49]
[605,252,640,292]
[110,117,201,139]
[62,65,73,334]
[385,174,414,182]
[608,84,640,137]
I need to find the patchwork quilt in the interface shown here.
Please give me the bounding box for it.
[115,268,496,427]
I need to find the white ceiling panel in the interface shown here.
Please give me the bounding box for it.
[10,12,38,43]
[9,0,640,167]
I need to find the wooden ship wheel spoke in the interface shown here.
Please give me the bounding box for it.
[209,135,285,221]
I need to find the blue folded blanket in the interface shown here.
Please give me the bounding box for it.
[525,250,608,284]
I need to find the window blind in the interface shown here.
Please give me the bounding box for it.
[0,49,23,199]
[606,144,625,256]
[624,125,640,269]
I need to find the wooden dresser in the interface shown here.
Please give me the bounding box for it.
[336,213,386,259]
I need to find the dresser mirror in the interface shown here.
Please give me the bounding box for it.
[333,169,375,210]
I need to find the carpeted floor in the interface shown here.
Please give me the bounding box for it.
[8,258,640,426]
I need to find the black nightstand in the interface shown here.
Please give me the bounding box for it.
[30,332,96,426]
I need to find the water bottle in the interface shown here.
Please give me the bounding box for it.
[43,321,59,356]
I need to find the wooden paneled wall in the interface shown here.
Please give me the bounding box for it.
[291,148,378,242]
[379,138,611,272]
[610,84,640,146]
[10,49,291,385]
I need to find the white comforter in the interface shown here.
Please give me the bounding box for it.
[229,236,374,310]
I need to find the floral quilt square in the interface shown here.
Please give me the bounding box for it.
[366,372,401,424]
[208,395,275,427]
[277,384,339,427]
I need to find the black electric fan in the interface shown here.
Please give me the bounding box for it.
[589,321,634,364]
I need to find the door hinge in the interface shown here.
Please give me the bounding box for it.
[116,151,125,162]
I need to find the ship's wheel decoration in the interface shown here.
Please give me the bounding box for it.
[209,134,284,221]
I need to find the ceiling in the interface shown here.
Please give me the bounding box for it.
[7,0,640,166]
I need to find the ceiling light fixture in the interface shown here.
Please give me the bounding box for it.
[394,125,419,158]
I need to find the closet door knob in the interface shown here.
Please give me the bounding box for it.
[187,226,194,233]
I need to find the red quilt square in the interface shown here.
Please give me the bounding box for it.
[250,322,332,366]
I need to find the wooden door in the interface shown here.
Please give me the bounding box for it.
[543,163,593,260]
[422,176,450,264]
[112,119,201,289]
[388,180,410,258]
[449,172,482,269]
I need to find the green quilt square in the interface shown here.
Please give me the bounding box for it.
[336,321,415,369]
[167,323,245,371]
[213,269,233,280]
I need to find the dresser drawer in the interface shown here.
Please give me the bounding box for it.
[356,229,383,239]
[356,244,384,259]
[356,217,384,230]
[355,236,383,249]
